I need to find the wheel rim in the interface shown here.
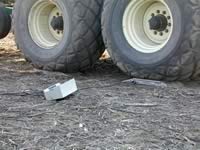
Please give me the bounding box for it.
[28,0,65,49]
[123,0,173,53]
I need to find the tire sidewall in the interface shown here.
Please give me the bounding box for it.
[107,0,184,67]
[14,0,72,62]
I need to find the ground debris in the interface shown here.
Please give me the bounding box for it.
[123,78,168,88]
[0,34,200,149]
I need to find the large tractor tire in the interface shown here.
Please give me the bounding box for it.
[102,0,200,81]
[0,6,11,39]
[13,0,104,72]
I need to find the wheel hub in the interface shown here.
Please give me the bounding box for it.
[28,1,65,49]
[48,7,64,40]
[149,15,168,31]
[123,1,173,53]
[51,16,64,31]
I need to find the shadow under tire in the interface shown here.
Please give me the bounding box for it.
[102,0,200,81]
[13,0,104,72]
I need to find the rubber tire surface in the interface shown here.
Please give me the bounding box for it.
[102,0,200,81]
[13,0,104,72]
[0,6,11,39]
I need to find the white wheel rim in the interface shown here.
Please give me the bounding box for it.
[123,0,173,53]
[28,0,64,49]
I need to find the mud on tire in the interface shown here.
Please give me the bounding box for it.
[14,0,104,72]
[102,0,200,81]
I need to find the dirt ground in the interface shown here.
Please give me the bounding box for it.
[0,34,200,150]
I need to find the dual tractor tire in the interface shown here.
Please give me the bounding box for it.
[14,0,200,81]
[102,0,200,81]
[14,0,104,72]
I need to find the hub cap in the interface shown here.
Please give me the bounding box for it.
[123,0,173,53]
[28,1,65,49]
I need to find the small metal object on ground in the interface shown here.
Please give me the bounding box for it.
[44,78,78,101]
[123,78,167,88]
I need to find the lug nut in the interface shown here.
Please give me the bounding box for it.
[57,12,60,16]
[165,29,169,33]
[157,10,160,14]
[160,32,163,36]
[168,23,171,27]
[167,16,171,20]
[57,31,60,34]
[151,13,155,17]
[163,11,166,15]
[154,31,157,35]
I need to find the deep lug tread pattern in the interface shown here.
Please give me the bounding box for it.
[102,0,200,81]
[13,0,104,73]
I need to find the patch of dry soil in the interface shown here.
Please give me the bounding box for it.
[0,34,200,150]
